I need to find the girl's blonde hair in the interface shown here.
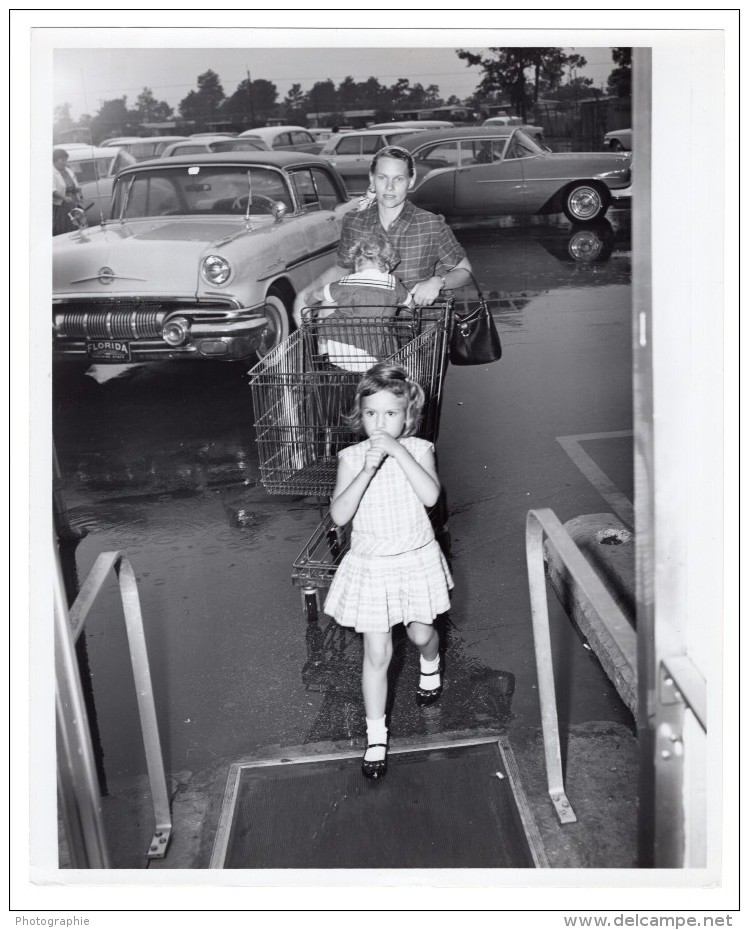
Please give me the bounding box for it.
[339,233,399,273]
[347,363,425,438]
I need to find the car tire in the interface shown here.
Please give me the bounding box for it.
[567,227,606,263]
[563,183,608,224]
[257,287,291,358]
[609,139,624,151]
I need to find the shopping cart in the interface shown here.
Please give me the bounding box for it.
[248,300,452,623]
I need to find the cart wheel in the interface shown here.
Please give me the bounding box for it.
[303,590,319,624]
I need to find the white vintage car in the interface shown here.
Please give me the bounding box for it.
[53,152,357,364]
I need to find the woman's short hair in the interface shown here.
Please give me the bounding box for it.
[339,233,400,272]
[369,145,415,180]
[347,362,425,438]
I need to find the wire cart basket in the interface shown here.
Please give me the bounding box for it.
[248,299,452,623]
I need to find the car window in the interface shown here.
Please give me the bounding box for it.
[69,157,114,184]
[292,131,314,145]
[460,138,507,166]
[412,141,459,172]
[336,136,361,156]
[273,133,291,148]
[212,140,264,152]
[121,175,180,216]
[113,166,293,218]
[110,150,137,175]
[290,167,343,212]
[127,142,160,160]
[172,144,207,156]
[387,132,418,145]
[360,135,381,154]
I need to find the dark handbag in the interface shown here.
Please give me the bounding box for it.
[448,272,502,365]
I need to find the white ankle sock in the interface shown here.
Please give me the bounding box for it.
[365,716,387,761]
[419,654,441,690]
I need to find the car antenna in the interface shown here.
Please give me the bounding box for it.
[244,169,254,230]
[94,152,106,227]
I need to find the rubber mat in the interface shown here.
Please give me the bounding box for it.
[219,741,538,869]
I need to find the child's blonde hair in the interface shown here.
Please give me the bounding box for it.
[347,363,425,438]
[340,233,400,273]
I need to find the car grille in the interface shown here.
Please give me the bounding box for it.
[54,300,228,339]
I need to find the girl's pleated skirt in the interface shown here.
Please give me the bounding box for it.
[323,539,453,633]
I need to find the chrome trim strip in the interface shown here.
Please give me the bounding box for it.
[259,242,337,281]
[69,273,147,284]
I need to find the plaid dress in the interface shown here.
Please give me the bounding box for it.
[323,436,453,633]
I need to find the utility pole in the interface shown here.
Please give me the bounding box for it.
[246,67,256,128]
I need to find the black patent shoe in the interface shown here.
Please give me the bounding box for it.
[361,743,388,780]
[416,667,443,707]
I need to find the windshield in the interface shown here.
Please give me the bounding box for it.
[111,165,294,219]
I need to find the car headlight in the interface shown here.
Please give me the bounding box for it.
[162,316,190,346]
[202,254,232,286]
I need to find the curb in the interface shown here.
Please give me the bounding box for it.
[543,513,637,717]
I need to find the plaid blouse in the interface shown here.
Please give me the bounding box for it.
[336,201,466,291]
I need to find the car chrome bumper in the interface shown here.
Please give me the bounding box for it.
[53,300,269,362]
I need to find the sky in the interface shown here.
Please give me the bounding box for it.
[52,45,618,121]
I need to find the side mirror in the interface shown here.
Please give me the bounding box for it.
[272,201,287,223]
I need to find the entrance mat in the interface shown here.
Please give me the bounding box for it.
[214,738,544,869]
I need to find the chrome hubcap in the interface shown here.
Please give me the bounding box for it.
[569,187,602,220]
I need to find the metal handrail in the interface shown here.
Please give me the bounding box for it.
[55,545,111,868]
[525,507,637,824]
[56,546,172,860]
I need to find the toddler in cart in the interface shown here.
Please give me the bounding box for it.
[305,233,414,372]
[323,363,452,780]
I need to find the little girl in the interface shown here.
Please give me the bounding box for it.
[306,233,414,372]
[323,363,453,780]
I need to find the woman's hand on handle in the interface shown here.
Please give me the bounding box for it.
[409,276,443,308]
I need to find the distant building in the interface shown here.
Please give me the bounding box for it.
[306,109,376,128]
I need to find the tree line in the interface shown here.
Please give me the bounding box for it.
[54,47,631,142]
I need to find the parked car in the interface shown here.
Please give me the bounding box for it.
[396,127,632,223]
[367,120,454,131]
[161,136,271,157]
[319,128,428,194]
[308,127,354,142]
[52,152,357,365]
[603,128,632,151]
[63,144,136,222]
[238,126,323,154]
[99,136,189,160]
[483,115,546,143]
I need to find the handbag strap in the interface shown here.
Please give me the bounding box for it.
[464,268,485,302]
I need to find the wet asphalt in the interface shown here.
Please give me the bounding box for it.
[53,212,635,828]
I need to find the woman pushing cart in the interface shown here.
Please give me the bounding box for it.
[248,144,472,779]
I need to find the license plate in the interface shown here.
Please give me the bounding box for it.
[86,340,132,361]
